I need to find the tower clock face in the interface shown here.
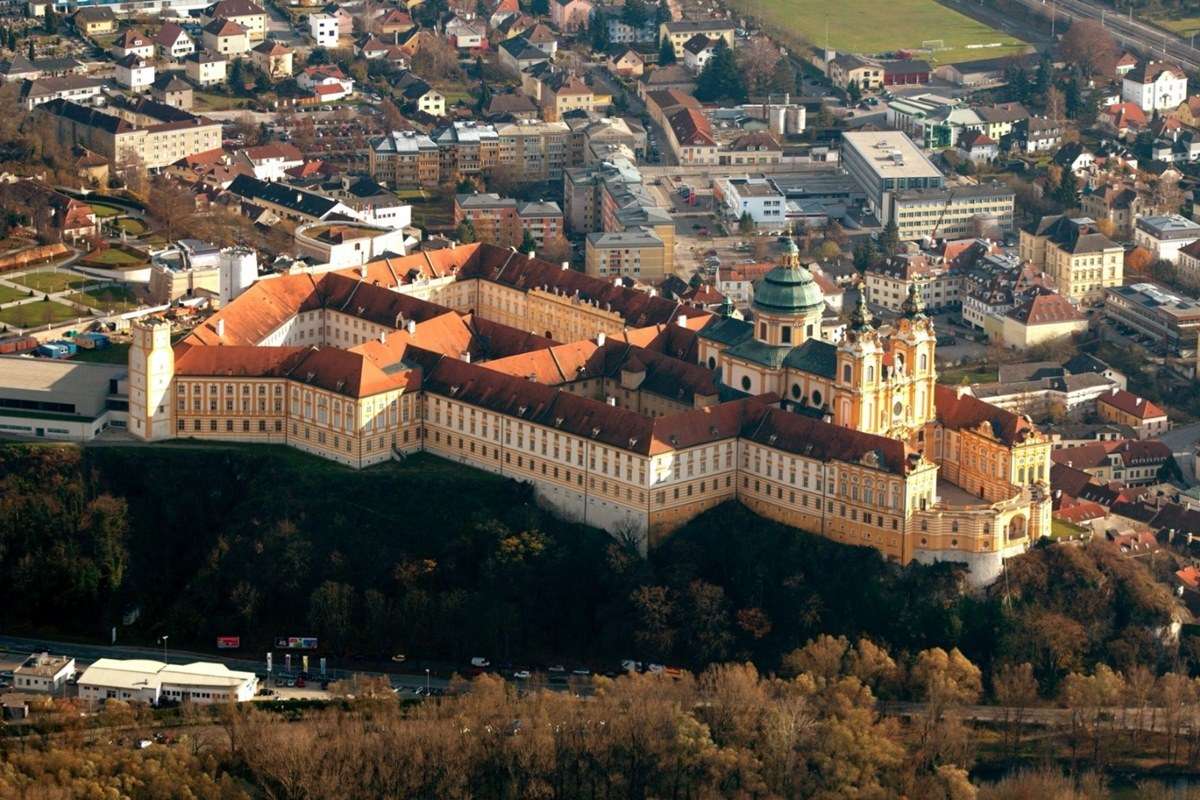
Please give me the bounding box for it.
[893,400,904,417]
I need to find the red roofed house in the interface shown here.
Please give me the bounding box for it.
[1100,102,1148,138]
[998,287,1087,350]
[1051,438,1173,485]
[1097,387,1169,438]
[665,106,717,165]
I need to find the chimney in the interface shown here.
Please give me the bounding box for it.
[527,249,535,260]
[359,263,368,278]
[406,319,417,335]
[561,261,569,270]
[215,319,225,338]
[677,314,687,327]
[607,396,616,406]
[378,331,386,344]
[597,332,606,346]
[461,350,471,362]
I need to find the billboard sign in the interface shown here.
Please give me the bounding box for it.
[274,636,318,650]
[216,636,241,649]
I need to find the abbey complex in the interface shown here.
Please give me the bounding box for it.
[127,242,1051,584]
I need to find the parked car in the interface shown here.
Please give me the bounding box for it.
[513,669,532,680]
[470,657,490,668]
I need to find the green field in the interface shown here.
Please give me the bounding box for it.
[0,284,30,304]
[68,285,140,312]
[730,0,1029,64]
[0,299,81,328]
[114,217,148,235]
[12,270,93,293]
[89,202,124,219]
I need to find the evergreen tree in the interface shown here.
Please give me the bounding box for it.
[1054,168,1078,208]
[767,57,796,95]
[43,8,56,34]
[658,36,676,65]
[1007,66,1031,103]
[853,238,876,272]
[622,0,648,29]
[846,78,861,104]
[879,219,899,256]
[456,219,477,243]
[695,40,744,102]
[521,229,537,253]
[738,212,754,234]
[590,10,609,51]
[1062,73,1085,119]
[229,58,246,93]
[1033,50,1052,100]
[27,40,34,61]
[656,0,671,26]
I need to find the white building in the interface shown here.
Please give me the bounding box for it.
[219,246,258,304]
[295,220,408,267]
[77,658,258,705]
[155,22,195,60]
[308,13,339,48]
[0,357,129,440]
[1121,61,1188,112]
[234,142,304,181]
[715,175,786,227]
[13,653,75,694]
[1133,214,1200,264]
[115,54,155,91]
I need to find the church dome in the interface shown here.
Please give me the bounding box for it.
[752,263,825,316]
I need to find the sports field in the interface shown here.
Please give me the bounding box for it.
[1147,14,1200,37]
[730,0,1029,64]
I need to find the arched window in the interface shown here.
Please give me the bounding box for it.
[759,322,767,339]
[842,363,852,383]
[707,356,716,369]
[919,353,928,371]
[866,365,874,382]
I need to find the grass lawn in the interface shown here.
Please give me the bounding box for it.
[70,341,131,364]
[114,218,148,235]
[394,187,431,200]
[0,299,81,328]
[0,284,30,304]
[1050,519,1089,541]
[89,202,124,219]
[193,91,251,111]
[68,285,141,312]
[12,270,93,293]
[728,0,1029,64]
[81,248,145,267]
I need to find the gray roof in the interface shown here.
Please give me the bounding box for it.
[782,339,838,378]
[696,315,753,346]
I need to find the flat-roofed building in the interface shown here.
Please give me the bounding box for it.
[840,130,944,222]
[1103,281,1200,357]
[891,184,1015,241]
[715,175,786,228]
[1134,214,1200,264]
[369,129,440,188]
[13,653,75,694]
[77,658,258,705]
[585,227,666,279]
[0,356,128,440]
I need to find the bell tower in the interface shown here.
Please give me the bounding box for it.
[887,284,938,444]
[128,319,175,441]
[835,286,886,433]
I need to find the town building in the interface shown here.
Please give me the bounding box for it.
[1122,60,1188,112]
[73,6,118,36]
[77,659,259,705]
[0,356,128,440]
[659,20,734,58]
[37,98,223,171]
[308,13,339,48]
[155,22,195,59]
[1019,216,1123,306]
[203,18,250,56]
[1103,282,1200,357]
[715,176,786,228]
[1134,214,1200,264]
[1096,387,1169,439]
[550,0,592,32]
[151,75,193,109]
[369,129,440,188]
[454,194,563,247]
[250,40,293,78]
[890,184,1015,242]
[204,0,267,42]
[115,54,155,91]
[585,228,667,279]
[186,50,228,86]
[20,75,104,110]
[828,53,883,91]
[998,287,1088,350]
[840,130,944,223]
[1052,439,1173,486]
[112,29,155,60]
[12,653,75,694]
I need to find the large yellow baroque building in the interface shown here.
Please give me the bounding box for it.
[128,242,1050,585]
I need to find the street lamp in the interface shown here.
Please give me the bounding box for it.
[425,668,430,694]
[158,635,168,662]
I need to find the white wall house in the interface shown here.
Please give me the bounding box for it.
[77,658,258,706]
[716,176,786,227]
[308,13,339,48]
[115,54,155,91]
[13,653,75,694]
[1121,60,1187,112]
[1133,214,1200,264]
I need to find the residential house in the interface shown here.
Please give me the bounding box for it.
[203,18,250,57]
[151,74,193,109]
[999,287,1088,350]
[298,64,354,96]
[1122,60,1188,112]
[682,34,719,74]
[665,106,717,165]
[1053,142,1094,175]
[395,71,444,116]
[205,0,267,42]
[498,35,549,74]
[378,8,416,35]
[72,6,117,36]
[115,54,155,91]
[524,23,558,55]
[551,0,593,33]
[485,91,538,119]
[250,40,293,78]
[112,29,155,60]
[607,17,655,44]
[20,75,104,110]
[722,132,782,166]
[320,3,354,37]
[1115,52,1138,77]
[608,48,644,78]
[155,22,195,60]
[1052,438,1173,486]
[1097,387,1169,438]
[308,13,339,48]
[235,142,304,180]
[974,102,1029,140]
[1100,101,1148,139]
[958,129,998,163]
[1012,115,1064,153]
[186,51,228,86]
[539,73,609,122]
[659,19,734,59]
[446,15,487,50]
[1080,184,1142,239]
[828,53,883,91]
[637,63,696,99]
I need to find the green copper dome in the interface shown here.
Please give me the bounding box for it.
[752,263,826,316]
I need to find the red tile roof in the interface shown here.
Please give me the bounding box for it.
[935,384,1038,446]
[1098,388,1166,420]
[667,107,715,147]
